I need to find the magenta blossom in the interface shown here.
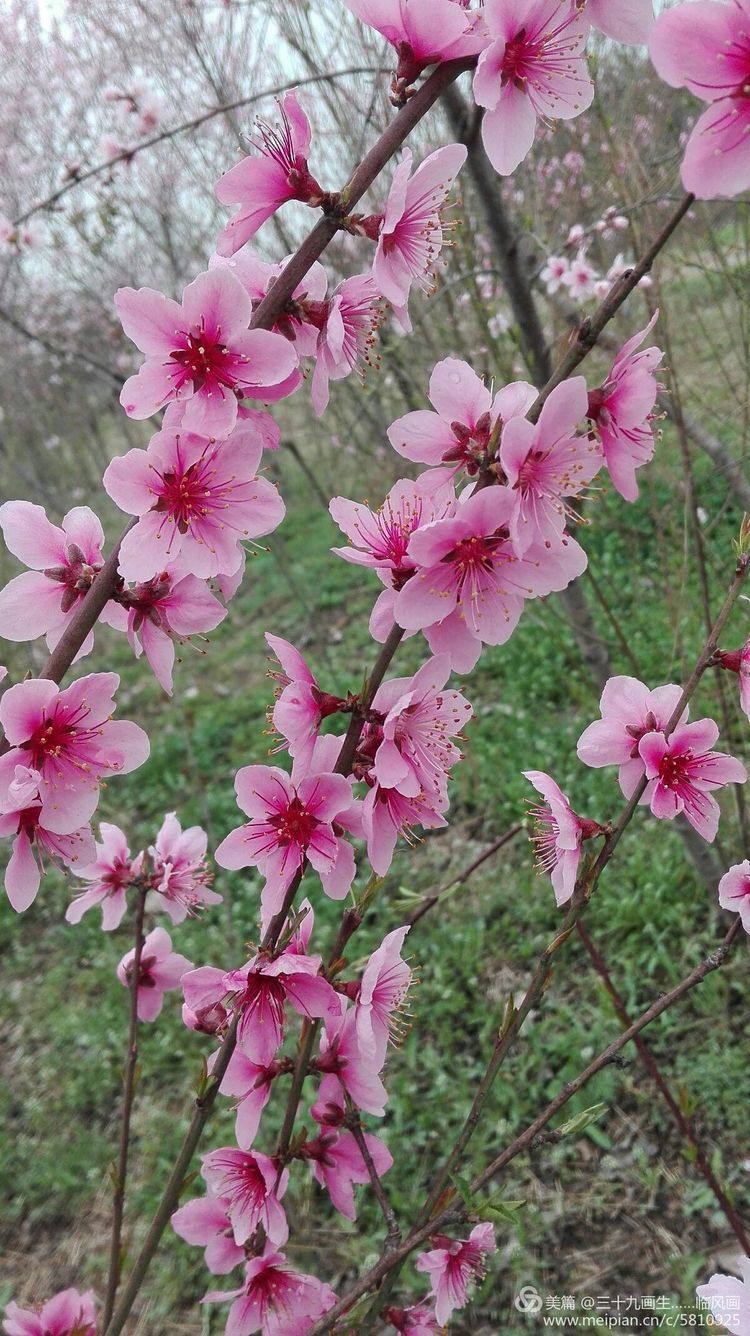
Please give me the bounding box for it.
[395,486,588,651]
[212,249,328,357]
[182,947,337,1064]
[718,860,750,933]
[103,423,285,583]
[0,501,106,658]
[371,655,471,802]
[524,770,604,905]
[585,0,653,44]
[577,674,687,798]
[203,1248,337,1336]
[215,764,357,917]
[416,1222,497,1325]
[310,273,382,416]
[116,267,298,436]
[586,314,663,501]
[304,1125,393,1220]
[385,1301,441,1334]
[201,1147,289,1246]
[500,376,601,553]
[355,925,412,1066]
[638,720,747,842]
[330,478,455,589]
[362,781,449,876]
[2,1288,96,1336]
[316,1005,389,1115]
[171,1193,245,1275]
[372,144,467,313]
[215,91,326,256]
[66,821,143,930]
[473,0,593,176]
[115,567,227,695]
[148,810,220,922]
[650,1,750,199]
[388,356,535,475]
[117,925,193,1022]
[218,1049,281,1149]
[715,638,750,723]
[0,766,95,913]
[696,1256,750,1333]
[342,0,486,86]
[266,633,347,769]
[0,673,149,834]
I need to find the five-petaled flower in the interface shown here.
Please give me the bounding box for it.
[2,1287,97,1336]
[586,314,663,502]
[117,925,193,1022]
[201,1147,289,1246]
[202,1247,337,1335]
[718,860,750,933]
[416,1222,497,1326]
[638,719,747,842]
[524,769,604,905]
[66,821,142,929]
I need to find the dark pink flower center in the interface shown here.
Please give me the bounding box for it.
[268,795,319,847]
[26,704,90,769]
[155,459,218,532]
[169,329,238,393]
[656,749,695,791]
[445,530,507,572]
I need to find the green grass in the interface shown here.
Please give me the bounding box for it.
[2,407,749,1332]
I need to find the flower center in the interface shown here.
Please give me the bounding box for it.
[657,749,693,791]
[170,330,233,392]
[445,531,506,572]
[156,462,211,532]
[268,795,319,847]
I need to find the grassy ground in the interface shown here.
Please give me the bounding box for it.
[2,379,750,1331]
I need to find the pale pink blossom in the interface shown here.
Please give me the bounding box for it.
[718,860,750,933]
[370,655,471,801]
[577,674,687,797]
[266,634,347,769]
[650,1,750,198]
[148,811,220,922]
[696,1256,750,1333]
[303,1125,393,1220]
[330,478,455,586]
[394,486,588,652]
[215,92,325,256]
[181,947,337,1064]
[2,1288,96,1336]
[0,501,106,658]
[342,0,486,85]
[355,925,412,1066]
[113,567,227,695]
[716,638,750,721]
[473,0,593,176]
[103,424,285,582]
[585,0,653,44]
[387,356,535,474]
[201,1148,289,1246]
[362,781,448,875]
[524,769,603,905]
[540,254,570,293]
[310,273,382,416]
[372,144,467,310]
[116,268,298,435]
[586,313,663,501]
[0,215,15,251]
[0,673,149,834]
[66,821,143,929]
[562,250,600,299]
[117,925,193,1022]
[638,720,747,842]
[203,1249,337,1335]
[0,766,95,913]
[315,1005,389,1115]
[171,1193,245,1275]
[416,1222,496,1325]
[499,376,602,552]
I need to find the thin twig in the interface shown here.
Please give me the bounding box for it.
[346,1099,402,1251]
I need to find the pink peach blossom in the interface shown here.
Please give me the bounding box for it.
[103,423,285,582]
[0,766,95,913]
[215,764,357,917]
[372,144,467,310]
[316,1005,389,1115]
[212,248,328,357]
[562,250,600,299]
[715,639,750,722]
[342,0,486,85]
[524,769,603,905]
[540,254,570,293]
[473,0,593,176]
[266,634,347,769]
[0,501,107,658]
[0,673,149,835]
[116,268,298,436]
[114,567,227,695]
[217,1049,281,1149]
[215,92,325,256]
[66,821,143,929]
[355,925,412,1066]
[650,1,750,198]
[499,376,601,552]
[586,0,653,44]
[370,655,471,801]
[2,1288,96,1336]
[577,674,687,798]
[148,811,220,922]
[310,273,382,416]
[586,314,663,501]
[330,478,455,590]
[201,1148,289,1246]
[171,1193,245,1275]
[718,860,750,932]
[696,1255,750,1333]
[638,720,747,842]
[117,925,193,1022]
[362,781,448,876]
[203,1248,337,1335]
[387,357,535,474]
[416,1222,496,1325]
[304,1125,393,1220]
[181,947,337,1065]
[385,1301,441,1334]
